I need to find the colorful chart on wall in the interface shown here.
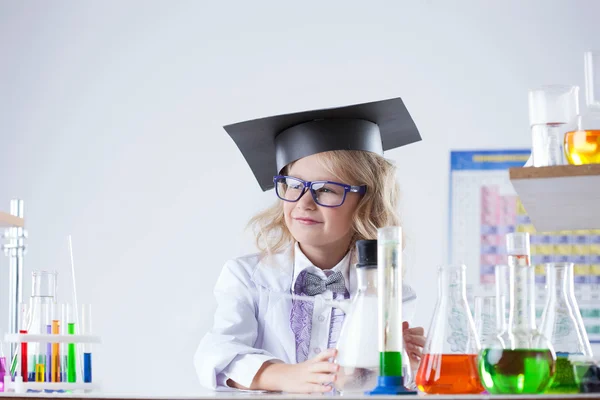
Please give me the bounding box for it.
[448,149,600,344]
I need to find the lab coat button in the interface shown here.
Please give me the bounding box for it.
[318,315,325,322]
[314,348,321,354]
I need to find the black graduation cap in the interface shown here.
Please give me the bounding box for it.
[223,97,422,191]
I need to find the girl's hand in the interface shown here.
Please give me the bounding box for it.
[236,348,339,393]
[403,321,425,372]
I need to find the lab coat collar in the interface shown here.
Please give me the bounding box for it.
[250,242,358,297]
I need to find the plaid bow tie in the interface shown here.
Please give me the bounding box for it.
[303,271,346,296]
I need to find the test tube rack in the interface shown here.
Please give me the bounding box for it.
[3,333,102,393]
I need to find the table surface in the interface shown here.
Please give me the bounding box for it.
[1,393,600,400]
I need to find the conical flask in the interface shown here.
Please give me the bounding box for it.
[479,233,556,394]
[539,262,593,394]
[334,240,379,394]
[415,264,484,394]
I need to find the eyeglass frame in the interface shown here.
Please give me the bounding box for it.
[273,175,367,208]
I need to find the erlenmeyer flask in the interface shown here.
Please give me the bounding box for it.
[479,233,556,394]
[415,265,484,394]
[539,262,593,394]
[334,240,379,394]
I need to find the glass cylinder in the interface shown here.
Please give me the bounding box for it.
[529,85,579,167]
[539,262,593,394]
[565,51,600,165]
[415,264,483,394]
[494,265,510,333]
[479,233,556,394]
[377,227,404,377]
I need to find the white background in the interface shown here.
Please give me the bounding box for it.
[1,0,599,395]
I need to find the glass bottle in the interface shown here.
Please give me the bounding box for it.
[479,233,556,394]
[529,85,579,166]
[334,240,379,394]
[565,51,600,165]
[539,262,593,393]
[415,264,484,394]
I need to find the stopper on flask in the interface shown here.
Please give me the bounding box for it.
[356,240,377,268]
[506,232,530,256]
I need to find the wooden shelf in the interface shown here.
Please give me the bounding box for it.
[0,211,24,228]
[509,164,600,232]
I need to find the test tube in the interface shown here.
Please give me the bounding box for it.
[60,304,67,382]
[82,304,92,383]
[51,304,60,382]
[0,341,7,392]
[67,304,77,383]
[369,226,415,395]
[19,303,28,382]
[44,304,52,382]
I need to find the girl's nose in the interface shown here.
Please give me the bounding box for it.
[296,189,317,210]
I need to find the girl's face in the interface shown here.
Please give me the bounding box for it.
[283,154,361,251]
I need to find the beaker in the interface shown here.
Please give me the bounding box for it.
[474,295,503,348]
[539,262,593,393]
[529,85,579,167]
[565,51,600,165]
[334,240,379,394]
[26,271,57,382]
[478,233,556,394]
[415,264,484,394]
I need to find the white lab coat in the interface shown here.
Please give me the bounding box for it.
[194,243,416,391]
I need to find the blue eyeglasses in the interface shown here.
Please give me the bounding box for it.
[273,175,367,208]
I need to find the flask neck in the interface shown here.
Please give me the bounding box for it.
[356,267,378,294]
[507,256,537,332]
[546,263,575,300]
[438,266,467,301]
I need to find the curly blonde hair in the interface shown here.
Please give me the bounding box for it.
[247,150,401,255]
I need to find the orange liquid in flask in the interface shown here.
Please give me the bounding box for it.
[416,354,484,394]
[565,129,600,164]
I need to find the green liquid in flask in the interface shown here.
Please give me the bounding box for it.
[545,354,579,394]
[380,351,402,376]
[479,348,555,394]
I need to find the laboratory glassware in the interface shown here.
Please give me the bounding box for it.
[335,240,381,394]
[474,295,503,348]
[479,233,556,394]
[565,51,600,165]
[529,85,579,166]
[539,262,593,393]
[368,227,415,395]
[415,264,484,394]
[27,271,57,382]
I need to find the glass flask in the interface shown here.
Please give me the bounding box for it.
[565,51,600,165]
[572,356,600,393]
[474,295,504,348]
[334,240,379,394]
[529,85,579,166]
[26,271,57,382]
[479,233,556,394]
[415,264,484,394]
[539,262,593,394]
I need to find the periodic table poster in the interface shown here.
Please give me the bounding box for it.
[448,150,600,344]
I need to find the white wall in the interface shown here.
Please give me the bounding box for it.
[1,0,599,395]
